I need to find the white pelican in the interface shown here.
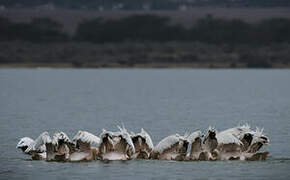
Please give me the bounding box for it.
[216,125,270,160]
[186,131,203,160]
[16,137,46,155]
[200,127,218,161]
[69,130,100,161]
[216,124,252,151]
[215,124,269,152]
[52,132,72,161]
[25,131,73,161]
[98,126,135,161]
[130,128,154,159]
[25,131,56,160]
[216,130,244,160]
[203,127,218,152]
[152,133,189,161]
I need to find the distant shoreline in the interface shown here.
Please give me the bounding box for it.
[1,41,289,69]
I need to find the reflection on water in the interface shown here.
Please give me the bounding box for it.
[0,69,290,179]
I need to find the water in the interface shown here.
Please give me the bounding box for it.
[0,68,290,179]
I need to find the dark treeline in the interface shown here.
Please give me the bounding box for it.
[0,17,68,42]
[1,14,290,45]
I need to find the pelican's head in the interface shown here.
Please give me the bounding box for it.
[16,137,34,152]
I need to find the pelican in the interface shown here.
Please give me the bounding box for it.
[98,126,135,160]
[186,131,203,160]
[216,130,243,160]
[16,137,46,155]
[25,131,72,161]
[216,124,252,151]
[200,127,218,161]
[52,132,73,161]
[130,128,154,159]
[25,131,56,160]
[152,133,189,161]
[216,125,270,160]
[218,125,270,152]
[69,130,100,161]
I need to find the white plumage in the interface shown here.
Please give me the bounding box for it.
[216,131,243,146]
[73,130,100,146]
[153,134,182,154]
[25,131,52,153]
[218,124,251,140]
[16,137,34,148]
[16,136,46,154]
[187,131,202,144]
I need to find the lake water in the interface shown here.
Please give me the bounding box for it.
[0,68,290,179]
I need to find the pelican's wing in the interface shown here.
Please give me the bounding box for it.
[220,124,252,139]
[216,131,243,145]
[25,132,52,153]
[237,124,251,132]
[73,130,100,146]
[139,128,154,150]
[16,137,34,148]
[153,134,180,154]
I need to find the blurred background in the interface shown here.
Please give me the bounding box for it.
[0,0,290,68]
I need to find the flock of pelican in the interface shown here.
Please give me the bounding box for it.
[16,124,269,162]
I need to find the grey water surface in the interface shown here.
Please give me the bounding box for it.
[0,68,290,179]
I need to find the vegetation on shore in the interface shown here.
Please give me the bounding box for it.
[0,41,289,68]
[1,14,290,68]
[1,14,290,44]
